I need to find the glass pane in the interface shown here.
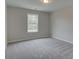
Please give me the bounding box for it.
[27,14,38,32]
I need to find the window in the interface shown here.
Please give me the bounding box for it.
[27,14,38,32]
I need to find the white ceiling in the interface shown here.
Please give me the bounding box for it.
[6,0,73,12]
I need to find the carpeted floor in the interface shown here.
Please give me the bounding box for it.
[6,38,73,59]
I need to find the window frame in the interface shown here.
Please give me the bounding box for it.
[26,13,39,33]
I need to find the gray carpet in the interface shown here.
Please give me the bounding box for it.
[6,38,73,59]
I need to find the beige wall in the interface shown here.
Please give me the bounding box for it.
[50,6,73,43]
[7,6,73,43]
[7,6,50,43]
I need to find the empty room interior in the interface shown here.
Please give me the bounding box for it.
[6,0,73,59]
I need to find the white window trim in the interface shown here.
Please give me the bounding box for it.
[27,13,39,32]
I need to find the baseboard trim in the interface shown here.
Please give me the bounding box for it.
[52,35,73,44]
[8,36,50,44]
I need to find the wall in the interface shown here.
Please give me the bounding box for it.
[50,6,73,43]
[7,6,50,43]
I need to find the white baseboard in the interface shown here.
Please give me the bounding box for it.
[52,34,73,44]
[8,36,50,44]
